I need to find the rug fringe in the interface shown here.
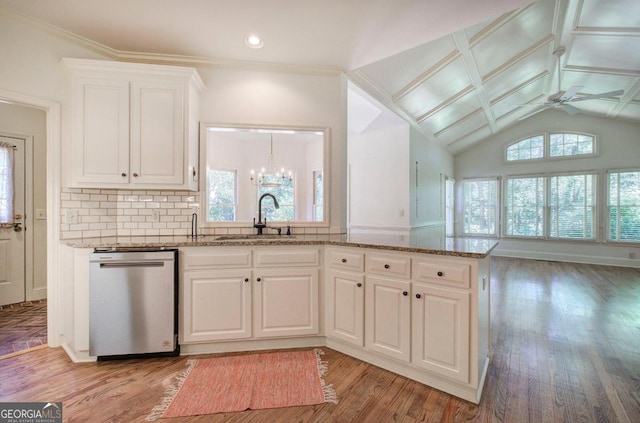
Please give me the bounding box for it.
[145,358,198,421]
[314,348,338,404]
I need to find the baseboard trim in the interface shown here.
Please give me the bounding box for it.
[493,248,640,268]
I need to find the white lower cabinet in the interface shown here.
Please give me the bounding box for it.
[412,282,470,383]
[179,244,489,403]
[325,247,489,403]
[180,247,319,344]
[365,275,411,362]
[253,267,319,338]
[182,269,252,342]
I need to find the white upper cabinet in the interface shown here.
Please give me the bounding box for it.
[63,58,204,190]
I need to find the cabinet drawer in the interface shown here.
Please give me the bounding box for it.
[413,261,470,288]
[366,254,411,279]
[182,249,252,269]
[327,249,364,272]
[255,248,320,267]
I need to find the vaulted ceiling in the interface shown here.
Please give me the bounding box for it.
[2,0,638,154]
[350,0,640,153]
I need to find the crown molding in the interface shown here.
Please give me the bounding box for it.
[1,7,343,77]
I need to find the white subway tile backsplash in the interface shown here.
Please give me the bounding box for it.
[60,188,202,239]
[60,187,345,240]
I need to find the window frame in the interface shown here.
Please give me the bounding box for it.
[205,168,238,222]
[462,177,500,237]
[607,168,640,243]
[505,134,545,163]
[503,171,598,241]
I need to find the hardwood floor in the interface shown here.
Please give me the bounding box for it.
[0,299,47,357]
[1,257,639,422]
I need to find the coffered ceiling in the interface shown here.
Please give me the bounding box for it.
[350,0,640,153]
[1,0,638,154]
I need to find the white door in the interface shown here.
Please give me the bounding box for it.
[181,269,252,343]
[412,282,470,383]
[253,267,319,338]
[130,81,184,186]
[364,275,411,362]
[0,136,25,306]
[326,269,365,346]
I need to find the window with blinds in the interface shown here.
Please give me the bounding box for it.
[505,176,545,237]
[504,173,596,240]
[462,178,499,236]
[608,170,640,242]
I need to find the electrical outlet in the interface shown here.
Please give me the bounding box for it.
[66,209,78,225]
[152,209,160,222]
[629,252,636,260]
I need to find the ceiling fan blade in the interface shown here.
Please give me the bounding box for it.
[569,89,625,102]
[518,106,550,121]
[559,85,584,101]
[560,104,580,115]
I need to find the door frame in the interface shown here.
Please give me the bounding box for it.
[0,88,62,348]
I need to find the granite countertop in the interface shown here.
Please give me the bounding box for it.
[62,232,498,259]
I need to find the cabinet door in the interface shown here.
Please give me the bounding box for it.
[254,267,319,338]
[71,78,130,185]
[412,282,470,383]
[130,81,185,186]
[181,269,252,343]
[326,270,364,346]
[365,276,411,362]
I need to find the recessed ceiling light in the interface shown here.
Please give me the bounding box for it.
[245,34,263,49]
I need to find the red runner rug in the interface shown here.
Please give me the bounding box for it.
[146,349,337,420]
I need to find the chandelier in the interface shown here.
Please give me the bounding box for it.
[250,135,293,188]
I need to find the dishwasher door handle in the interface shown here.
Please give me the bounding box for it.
[99,262,166,268]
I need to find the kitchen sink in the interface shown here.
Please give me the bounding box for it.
[214,234,296,241]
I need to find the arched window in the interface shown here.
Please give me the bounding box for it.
[506,132,596,162]
[549,133,594,157]
[506,135,544,162]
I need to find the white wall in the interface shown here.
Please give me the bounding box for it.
[0,103,47,300]
[349,124,410,230]
[454,109,640,266]
[347,119,455,233]
[410,126,454,230]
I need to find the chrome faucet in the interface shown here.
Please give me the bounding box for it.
[254,193,279,235]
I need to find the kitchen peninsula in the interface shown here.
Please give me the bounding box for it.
[61,233,497,403]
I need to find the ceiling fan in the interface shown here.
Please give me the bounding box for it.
[517,47,625,120]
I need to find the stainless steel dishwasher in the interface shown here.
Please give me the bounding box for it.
[89,249,179,360]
